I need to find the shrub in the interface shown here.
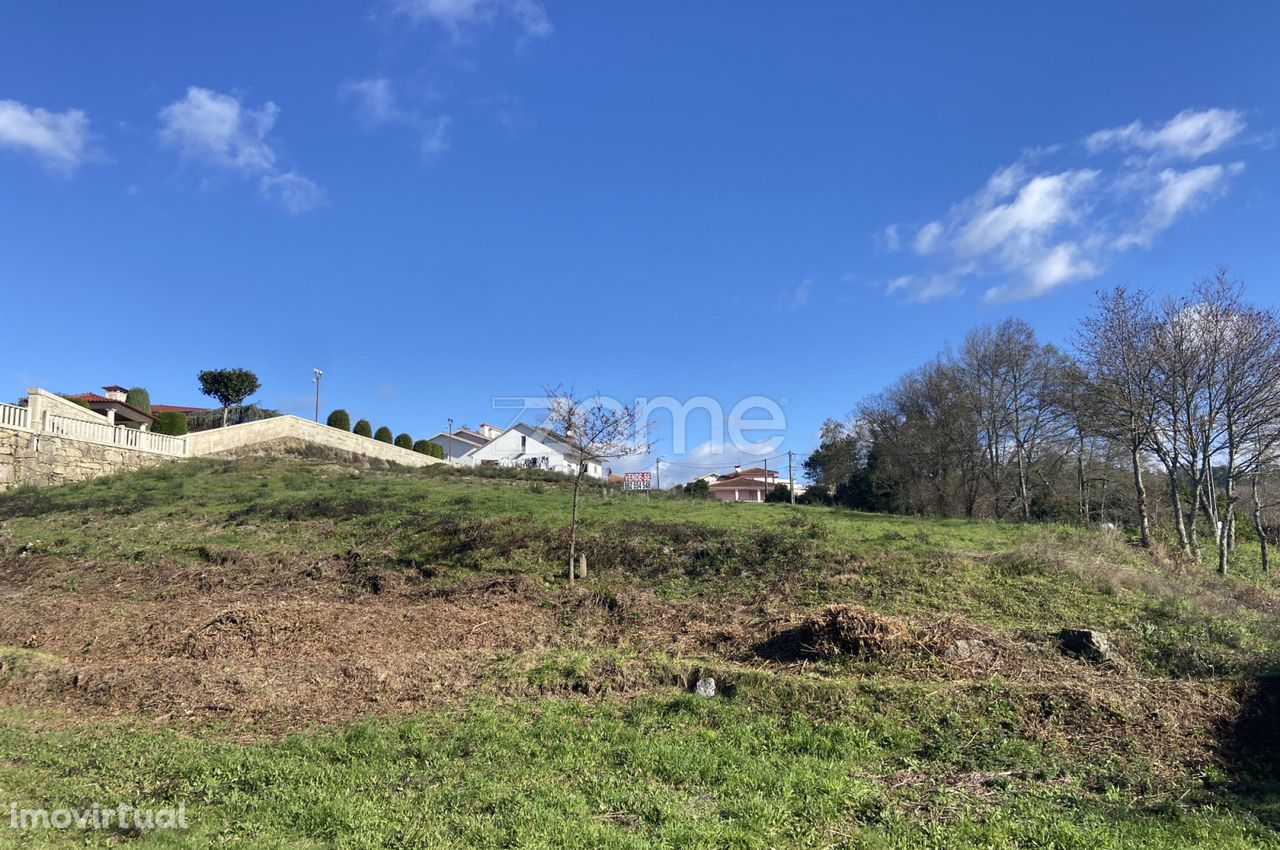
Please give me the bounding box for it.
[414,440,446,459]
[374,426,393,443]
[394,433,413,450]
[62,396,93,410]
[326,409,351,431]
[353,419,373,438]
[683,479,711,498]
[765,484,792,503]
[798,484,831,506]
[152,411,189,436]
[125,387,151,415]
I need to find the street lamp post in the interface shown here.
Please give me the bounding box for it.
[447,417,453,461]
[313,369,323,422]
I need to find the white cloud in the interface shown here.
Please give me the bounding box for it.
[1115,163,1243,250]
[388,0,551,39]
[0,99,91,173]
[158,87,324,214]
[776,279,812,311]
[260,171,327,216]
[339,77,402,126]
[954,170,1098,257]
[339,77,453,161]
[913,220,943,254]
[885,274,959,304]
[883,107,1254,304]
[879,224,902,252]
[158,87,278,172]
[420,115,452,158]
[654,440,778,486]
[1085,107,1245,162]
[983,242,1098,303]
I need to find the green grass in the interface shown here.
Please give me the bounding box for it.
[2,458,1280,847]
[3,458,1276,677]
[1,689,1276,849]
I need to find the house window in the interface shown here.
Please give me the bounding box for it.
[521,435,527,452]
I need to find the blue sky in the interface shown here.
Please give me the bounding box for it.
[2,2,1277,480]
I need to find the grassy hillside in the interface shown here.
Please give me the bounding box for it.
[1,458,1279,848]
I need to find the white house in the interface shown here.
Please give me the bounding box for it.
[463,422,605,479]
[420,423,505,462]
[421,428,488,461]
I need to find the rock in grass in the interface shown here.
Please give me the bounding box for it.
[1058,629,1120,665]
[695,677,716,698]
[943,639,993,664]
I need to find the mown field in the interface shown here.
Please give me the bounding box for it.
[1,458,1279,848]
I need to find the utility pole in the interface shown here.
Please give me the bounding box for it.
[655,458,660,491]
[763,457,768,502]
[447,417,453,461]
[788,450,796,505]
[312,369,323,422]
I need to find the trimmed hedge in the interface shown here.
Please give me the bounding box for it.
[374,426,393,444]
[413,440,446,459]
[394,433,413,450]
[353,419,373,438]
[152,411,189,436]
[326,409,351,431]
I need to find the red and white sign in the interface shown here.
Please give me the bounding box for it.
[622,472,652,491]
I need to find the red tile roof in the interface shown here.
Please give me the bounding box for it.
[66,393,156,420]
[709,476,769,489]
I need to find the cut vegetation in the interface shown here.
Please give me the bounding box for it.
[1,458,1279,848]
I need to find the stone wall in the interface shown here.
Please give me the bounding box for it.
[25,387,114,426]
[184,416,445,468]
[0,394,445,491]
[0,427,173,489]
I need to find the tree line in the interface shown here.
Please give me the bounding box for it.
[804,270,1280,575]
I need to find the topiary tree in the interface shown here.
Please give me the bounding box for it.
[197,368,261,427]
[152,411,189,436]
[125,387,151,415]
[353,419,372,438]
[394,433,413,450]
[413,439,446,459]
[326,409,351,431]
[374,426,393,443]
[185,404,278,432]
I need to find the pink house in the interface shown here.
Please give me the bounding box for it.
[708,467,779,503]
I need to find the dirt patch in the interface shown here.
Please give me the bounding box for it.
[0,551,574,731]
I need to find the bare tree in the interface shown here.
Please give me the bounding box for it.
[542,385,651,582]
[1203,276,1280,573]
[1249,466,1280,573]
[1076,287,1157,547]
[1058,360,1100,522]
[960,324,1017,518]
[1146,290,1205,556]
